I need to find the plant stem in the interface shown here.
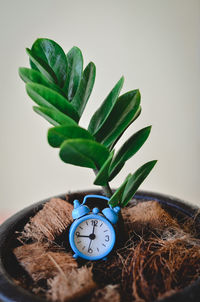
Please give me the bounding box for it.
[93,169,113,198]
[102,183,113,198]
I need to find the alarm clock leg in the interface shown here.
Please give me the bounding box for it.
[102,256,107,261]
[73,253,79,259]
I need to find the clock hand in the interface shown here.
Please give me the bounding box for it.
[92,225,95,234]
[88,239,92,251]
[91,222,96,235]
[88,224,96,252]
[77,235,90,238]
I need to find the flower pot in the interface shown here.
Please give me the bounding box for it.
[0,190,200,302]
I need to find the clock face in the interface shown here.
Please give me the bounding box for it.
[70,215,115,260]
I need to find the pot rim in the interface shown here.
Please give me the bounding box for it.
[0,190,199,302]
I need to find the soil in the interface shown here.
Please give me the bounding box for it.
[11,193,200,302]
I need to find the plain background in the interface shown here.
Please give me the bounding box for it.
[0,0,199,215]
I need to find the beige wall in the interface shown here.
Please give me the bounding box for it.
[0,0,199,213]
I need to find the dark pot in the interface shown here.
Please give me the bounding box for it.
[0,190,200,302]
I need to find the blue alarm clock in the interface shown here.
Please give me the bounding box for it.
[69,194,120,261]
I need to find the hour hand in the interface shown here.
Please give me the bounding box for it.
[75,231,90,238]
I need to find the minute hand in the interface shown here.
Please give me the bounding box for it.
[92,224,95,234]
[88,225,96,252]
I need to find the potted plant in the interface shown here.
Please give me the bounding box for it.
[0,38,200,302]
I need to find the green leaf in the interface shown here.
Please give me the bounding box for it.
[94,151,114,186]
[19,67,50,85]
[121,160,157,207]
[94,90,141,148]
[26,48,57,84]
[30,38,68,87]
[63,47,83,101]
[59,139,110,169]
[19,67,66,97]
[108,161,125,182]
[110,105,142,150]
[48,125,94,148]
[88,76,124,134]
[71,62,96,117]
[109,174,132,207]
[109,126,152,180]
[132,105,142,122]
[26,83,79,122]
[33,106,77,126]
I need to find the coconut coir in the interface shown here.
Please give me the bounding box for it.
[13,195,200,302]
[47,267,97,302]
[14,242,77,282]
[19,197,73,243]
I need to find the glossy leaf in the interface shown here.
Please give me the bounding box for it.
[109,174,132,207]
[94,151,114,186]
[48,125,94,148]
[110,105,142,150]
[64,47,83,101]
[30,38,68,87]
[132,105,142,122]
[33,106,77,126]
[71,62,96,117]
[109,126,152,180]
[26,48,57,84]
[59,139,110,169]
[121,160,157,207]
[94,90,141,148]
[108,161,125,182]
[20,39,157,203]
[26,83,79,122]
[88,76,124,134]
[19,67,66,97]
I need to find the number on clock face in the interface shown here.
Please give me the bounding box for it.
[73,218,113,257]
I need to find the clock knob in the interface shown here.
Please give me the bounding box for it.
[92,207,100,214]
[72,199,90,219]
[102,206,120,224]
